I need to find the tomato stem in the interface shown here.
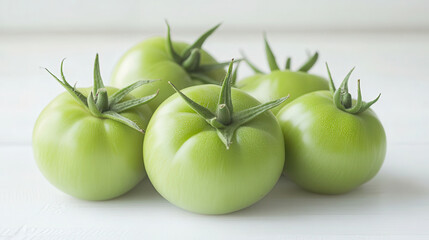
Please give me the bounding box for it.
[242,34,319,74]
[45,55,159,133]
[216,61,234,125]
[164,21,226,77]
[169,60,289,149]
[87,92,103,117]
[326,63,381,114]
[182,49,201,71]
[95,88,109,112]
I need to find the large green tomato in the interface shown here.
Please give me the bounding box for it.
[277,67,386,194]
[111,24,226,111]
[143,62,286,214]
[237,35,328,114]
[33,55,156,200]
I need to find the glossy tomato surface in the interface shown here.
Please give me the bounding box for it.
[277,91,386,194]
[238,70,329,114]
[111,37,225,111]
[33,87,152,200]
[143,85,285,214]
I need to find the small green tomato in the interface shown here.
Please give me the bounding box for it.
[33,55,158,200]
[111,22,228,111]
[277,64,386,194]
[237,34,329,114]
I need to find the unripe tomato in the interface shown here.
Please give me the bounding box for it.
[239,71,328,114]
[33,55,157,200]
[277,65,386,194]
[144,62,287,214]
[111,23,226,111]
[237,34,328,114]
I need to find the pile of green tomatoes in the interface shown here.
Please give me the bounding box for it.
[33,23,386,215]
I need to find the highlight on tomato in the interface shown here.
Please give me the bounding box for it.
[143,60,288,214]
[33,54,158,200]
[277,64,386,194]
[237,34,329,114]
[111,21,229,111]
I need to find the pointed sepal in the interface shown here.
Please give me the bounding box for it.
[263,33,279,71]
[231,60,240,86]
[216,60,234,125]
[285,57,291,70]
[326,62,336,94]
[189,73,219,84]
[103,111,144,133]
[198,59,242,72]
[240,50,264,74]
[232,96,289,126]
[46,54,159,134]
[93,54,105,95]
[328,65,381,114]
[109,80,158,107]
[339,67,355,92]
[111,91,159,113]
[298,52,318,72]
[181,23,221,59]
[347,79,363,114]
[169,81,219,124]
[165,20,182,63]
[358,93,381,113]
[45,60,87,108]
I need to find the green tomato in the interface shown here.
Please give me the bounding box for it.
[277,67,386,194]
[238,71,328,114]
[237,34,329,114]
[143,62,286,214]
[111,24,226,111]
[33,55,156,200]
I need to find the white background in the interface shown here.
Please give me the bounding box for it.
[1,1,429,239]
[1,0,429,33]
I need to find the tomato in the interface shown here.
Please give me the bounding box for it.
[111,22,227,111]
[277,64,386,194]
[33,55,158,200]
[237,34,329,114]
[143,62,287,214]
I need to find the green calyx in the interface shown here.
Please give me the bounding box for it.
[326,63,381,114]
[45,54,159,133]
[169,59,289,149]
[165,21,241,84]
[241,33,319,74]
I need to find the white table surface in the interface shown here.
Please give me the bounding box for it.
[1,32,429,239]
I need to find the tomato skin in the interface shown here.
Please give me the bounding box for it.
[33,87,152,200]
[237,70,329,114]
[143,85,285,214]
[111,37,225,111]
[276,91,386,194]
